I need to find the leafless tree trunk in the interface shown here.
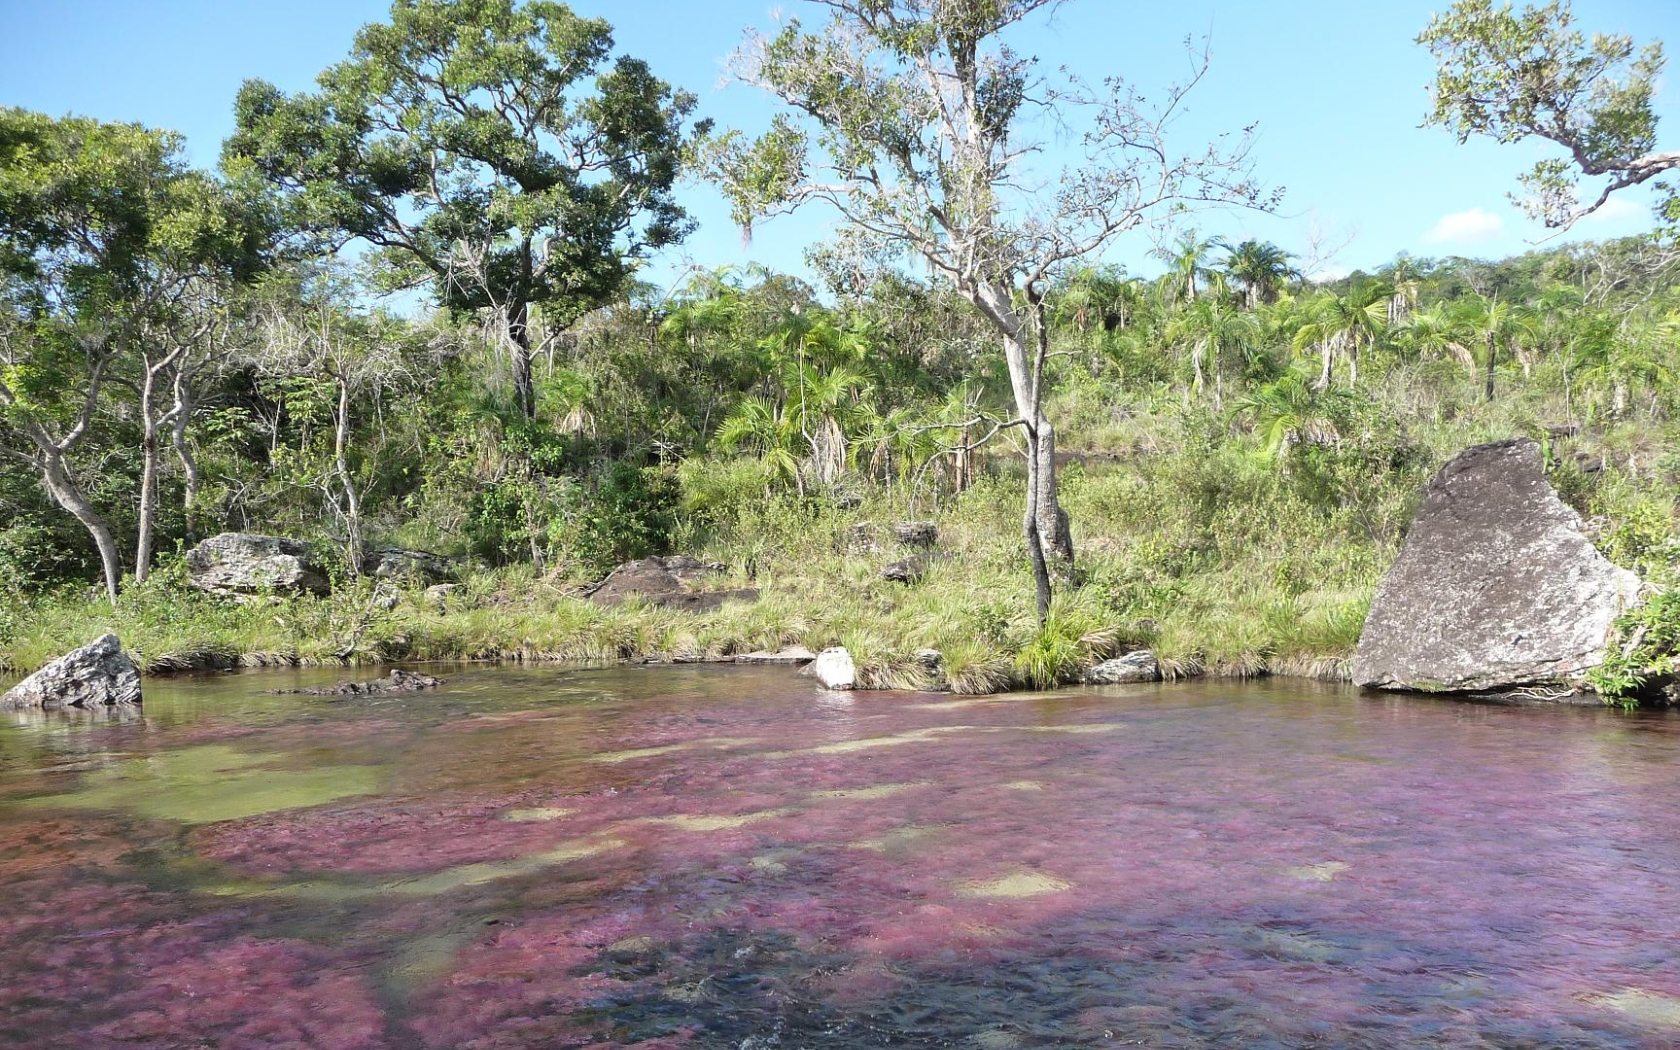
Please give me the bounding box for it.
[333,377,364,577]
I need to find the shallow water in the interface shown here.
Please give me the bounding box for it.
[4,666,1680,1049]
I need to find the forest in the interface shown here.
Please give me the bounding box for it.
[4,0,1679,699]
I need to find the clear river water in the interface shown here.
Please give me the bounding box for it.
[3,665,1680,1049]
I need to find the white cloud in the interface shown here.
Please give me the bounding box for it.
[1582,195,1647,224]
[1422,207,1504,245]
[1305,266,1350,284]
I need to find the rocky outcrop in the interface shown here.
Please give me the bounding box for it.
[804,647,857,690]
[186,533,330,598]
[1085,650,1160,685]
[272,669,442,697]
[1,635,141,710]
[363,548,455,584]
[583,556,756,612]
[892,521,939,548]
[1352,439,1641,693]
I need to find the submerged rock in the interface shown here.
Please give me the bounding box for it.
[804,647,857,690]
[737,646,817,665]
[1085,650,1160,684]
[1352,439,1641,693]
[186,533,330,598]
[272,669,442,697]
[1,634,142,710]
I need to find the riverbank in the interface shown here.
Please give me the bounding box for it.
[5,385,1666,697]
[1,450,1382,693]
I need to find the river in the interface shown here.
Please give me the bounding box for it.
[3,665,1679,1049]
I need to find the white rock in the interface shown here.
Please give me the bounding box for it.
[1084,650,1160,685]
[1,634,141,710]
[805,647,856,690]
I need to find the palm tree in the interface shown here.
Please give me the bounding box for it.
[1230,369,1349,460]
[1155,231,1223,307]
[1292,281,1390,389]
[1222,240,1297,311]
[1166,298,1259,407]
[1450,295,1539,402]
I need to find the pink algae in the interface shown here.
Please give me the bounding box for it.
[6,667,1680,1048]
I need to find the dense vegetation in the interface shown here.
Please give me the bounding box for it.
[3,0,1678,697]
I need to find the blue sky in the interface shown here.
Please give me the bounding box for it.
[3,0,1676,290]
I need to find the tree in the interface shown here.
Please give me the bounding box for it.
[0,109,267,600]
[707,0,1271,620]
[1292,282,1390,389]
[1222,239,1296,310]
[1420,0,1675,231]
[225,0,705,420]
[245,266,438,574]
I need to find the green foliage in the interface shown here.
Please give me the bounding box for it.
[563,464,680,577]
[1589,591,1680,706]
[1419,0,1674,230]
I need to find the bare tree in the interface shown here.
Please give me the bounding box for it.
[708,0,1273,620]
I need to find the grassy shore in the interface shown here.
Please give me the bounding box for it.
[3,376,1667,696]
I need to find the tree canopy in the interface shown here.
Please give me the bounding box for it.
[1420,0,1676,231]
[224,0,707,417]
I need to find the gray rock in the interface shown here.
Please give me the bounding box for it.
[1084,650,1160,684]
[1352,439,1641,693]
[186,533,330,598]
[424,583,459,607]
[881,554,931,584]
[364,548,455,584]
[371,582,401,611]
[583,556,747,611]
[1,634,141,710]
[804,647,856,690]
[893,521,939,548]
[841,522,881,553]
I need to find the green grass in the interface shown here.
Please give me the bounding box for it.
[2,372,1667,696]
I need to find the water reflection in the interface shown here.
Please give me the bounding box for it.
[1,666,1678,1049]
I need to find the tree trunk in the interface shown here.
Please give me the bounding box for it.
[335,378,364,578]
[171,377,201,544]
[135,367,162,584]
[509,237,537,419]
[42,452,122,603]
[1484,331,1497,402]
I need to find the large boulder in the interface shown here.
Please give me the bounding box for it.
[186,533,330,598]
[1,634,141,711]
[583,556,756,612]
[1085,650,1160,685]
[1352,439,1641,693]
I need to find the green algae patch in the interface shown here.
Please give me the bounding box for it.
[1284,861,1351,882]
[640,807,795,832]
[499,806,576,822]
[808,781,929,801]
[1003,780,1045,791]
[19,744,382,825]
[213,837,628,901]
[1585,989,1680,1028]
[587,736,760,764]
[958,871,1074,899]
[766,726,983,758]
